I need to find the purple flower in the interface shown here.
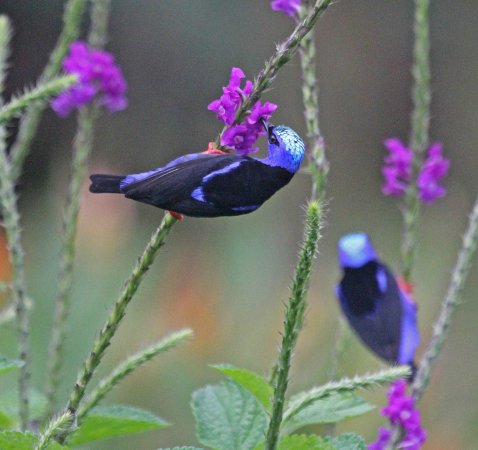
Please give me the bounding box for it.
[208,67,253,126]
[381,138,413,197]
[221,124,261,155]
[270,0,301,17]
[369,380,426,450]
[208,67,277,155]
[417,142,450,203]
[368,427,392,450]
[51,41,128,117]
[381,138,450,204]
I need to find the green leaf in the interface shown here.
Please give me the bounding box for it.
[327,433,366,450]
[0,389,48,429]
[0,410,15,429]
[255,434,334,450]
[157,448,204,450]
[211,364,273,411]
[282,393,374,435]
[0,356,23,376]
[192,380,267,450]
[69,405,169,446]
[0,431,65,449]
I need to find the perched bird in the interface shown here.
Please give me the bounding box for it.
[89,122,305,218]
[336,233,419,378]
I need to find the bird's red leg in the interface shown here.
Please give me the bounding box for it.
[168,211,184,221]
[202,142,228,155]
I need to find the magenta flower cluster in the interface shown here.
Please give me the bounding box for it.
[369,380,426,450]
[52,41,127,118]
[382,138,450,204]
[270,0,301,17]
[208,67,277,155]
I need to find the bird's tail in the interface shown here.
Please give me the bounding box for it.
[89,174,124,193]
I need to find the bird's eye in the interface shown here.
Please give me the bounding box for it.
[269,133,279,145]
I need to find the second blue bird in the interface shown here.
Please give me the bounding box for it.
[89,123,305,218]
[336,233,419,376]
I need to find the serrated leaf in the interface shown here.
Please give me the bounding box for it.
[255,434,334,450]
[282,393,374,435]
[192,380,267,450]
[211,364,273,411]
[327,433,366,450]
[69,405,169,446]
[0,356,23,376]
[0,431,65,449]
[0,389,48,428]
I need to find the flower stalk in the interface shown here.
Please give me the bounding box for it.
[45,0,112,417]
[45,105,99,416]
[60,212,177,442]
[0,15,31,432]
[265,201,322,450]
[400,0,431,283]
[412,195,478,402]
[297,0,328,202]
[214,0,332,149]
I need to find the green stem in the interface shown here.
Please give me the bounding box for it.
[0,75,77,125]
[0,127,30,431]
[9,0,87,181]
[0,15,11,91]
[45,0,112,419]
[77,329,193,422]
[412,195,478,402]
[59,213,177,443]
[0,16,31,432]
[265,201,322,450]
[283,366,410,425]
[45,105,99,417]
[297,0,328,202]
[214,0,332,149]
[400,0,431,283]
[35,411,73,450]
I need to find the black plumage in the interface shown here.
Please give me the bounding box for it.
[338,261,403,364]
[90,153,293,217]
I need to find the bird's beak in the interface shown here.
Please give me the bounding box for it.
[260,118,271,132]
[260,119,274,136]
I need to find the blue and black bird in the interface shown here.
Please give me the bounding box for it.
[336,233,420,378]
[89,123,305,218]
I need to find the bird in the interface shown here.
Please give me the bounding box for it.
[89,122,305,218]
[336,232,419,379]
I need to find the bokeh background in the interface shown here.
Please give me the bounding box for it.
[0,1,477,448]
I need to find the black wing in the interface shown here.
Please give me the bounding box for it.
[121,154,293,217]
[338,262,403,363]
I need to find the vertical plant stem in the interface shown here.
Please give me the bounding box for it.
[45,105,99,416]
[9,0,86,181]
[213,0,332,149]
[59,213,177,443]
[0,128,30,431]
[412,196,478,402]
[265,202,322,450]
[0,15,31,431]
[45,0,111,417]
[400,0,431,283]
[297,0,328,202]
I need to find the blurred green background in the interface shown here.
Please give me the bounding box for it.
[1,1,477,448]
